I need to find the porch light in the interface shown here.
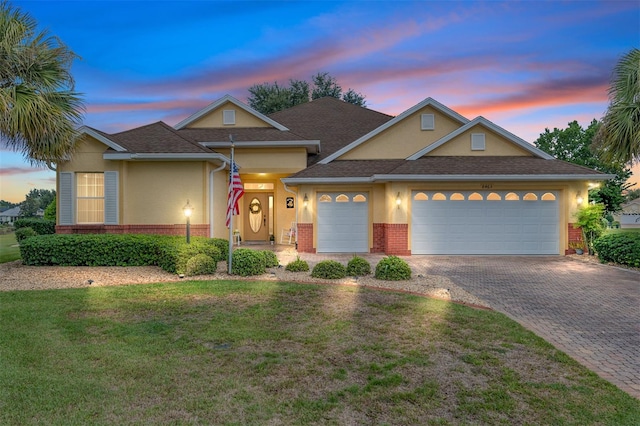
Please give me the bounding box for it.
[303,193,309,208]
[576,192,583,206]
[396,192,401,209]
[183,199,193,244]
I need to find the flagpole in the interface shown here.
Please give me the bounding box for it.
[228,135,234,274]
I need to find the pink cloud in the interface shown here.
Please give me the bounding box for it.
[0,167,48,176]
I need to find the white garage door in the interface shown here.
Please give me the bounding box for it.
[317,192,368,253]
[412,191,559,255]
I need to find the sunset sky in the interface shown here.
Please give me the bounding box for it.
[1,0,639,203]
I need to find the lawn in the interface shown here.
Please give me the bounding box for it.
[1,281,637,425]
[0,232,20,263]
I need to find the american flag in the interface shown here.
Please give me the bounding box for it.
[226,161,244,227]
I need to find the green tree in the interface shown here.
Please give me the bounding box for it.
[593,48,640,164]
[0,1,83,166]
[19,188,55,217]
[0,199,17,211]
[43,199,55,221]
[247,72,366,114]
[626,188,640,202]
[535,120,631,212]
[575,204,606,254]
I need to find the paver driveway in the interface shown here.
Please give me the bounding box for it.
[406,256,640,398]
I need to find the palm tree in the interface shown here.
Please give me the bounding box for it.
[0,1,83,167]
[594,48,640,164]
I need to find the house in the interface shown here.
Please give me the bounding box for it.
[56,95,612,255]
[0,206,20,224]
[615,198,640,228]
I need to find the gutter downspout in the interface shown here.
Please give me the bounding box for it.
[282,183,298,249]
[210,161,227,238]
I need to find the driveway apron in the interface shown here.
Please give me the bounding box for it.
[407,256,640,399]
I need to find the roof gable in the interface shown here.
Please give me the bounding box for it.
[407,117,554,160]
[174,95,289,131]
[77,126,127,152]
[319,97,469,164]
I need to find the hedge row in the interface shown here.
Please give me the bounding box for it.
[593,232,640,268]
[14,218,56,235]
[19,234,230,275]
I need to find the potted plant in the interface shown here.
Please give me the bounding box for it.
[269,234,275,245]
[568,241,584,255]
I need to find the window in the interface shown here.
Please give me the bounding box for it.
[471,133,486,151]
[353,194,367,202]
[414,192,428,201]
[319,194,332,202]
[432,193,446,200]
[450,193,464,200]
[505,192,520,201]
[487,192,501,201]
[223,109,236,125]
[244,183,274,190]
[421,114,435,130]
[523,193,538,201]
[77,173,104,223]
[468,192,483,201]
[336,194,349,202]
[541,193,556,201]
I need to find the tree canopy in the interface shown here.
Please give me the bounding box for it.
[20,188,55,217]
[247,72,366,114]
[534,119,631,213]
[593,48,640,165]
[0,1,84,166]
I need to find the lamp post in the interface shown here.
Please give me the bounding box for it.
[183,200,193,244]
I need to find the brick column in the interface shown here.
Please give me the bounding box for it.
[372,223,385,253]
[566,222,584,255]
[383,223,410,256]
[297,223,315,253]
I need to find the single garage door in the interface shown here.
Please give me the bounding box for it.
[412,190,559,255]
[317,192,368,253]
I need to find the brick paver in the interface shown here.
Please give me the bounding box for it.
[406,256,640,399]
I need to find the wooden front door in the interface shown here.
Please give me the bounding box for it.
[243,193,269,242]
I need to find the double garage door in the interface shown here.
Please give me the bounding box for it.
[411,190,559,255]
[317,192,368,253]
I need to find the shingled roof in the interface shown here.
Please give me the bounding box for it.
[284,157,609,182]
[268,97,393,164]
[109,122,212,153]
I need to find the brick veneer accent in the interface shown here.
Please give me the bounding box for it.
[56,224,210,236]
[566,222,584,255]
[383,223,411,256]
[372,223,385,253]
[297,223,315,253]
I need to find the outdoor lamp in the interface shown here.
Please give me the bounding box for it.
[396,192,401,209]
[576,192,583,206]
[183,199,193,244]
[303,193,309,208]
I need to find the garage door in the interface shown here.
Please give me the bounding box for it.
[317,192,368,253]
[412,191,559,254]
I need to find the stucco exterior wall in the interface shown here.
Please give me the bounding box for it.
[187,101,271,128]
[216,148,308,174]
[428,124,532,156]
[339,106,463,160]
[58,136,119,173]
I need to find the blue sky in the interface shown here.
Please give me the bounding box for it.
[1,0,639,202]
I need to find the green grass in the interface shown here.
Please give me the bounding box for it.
[1,281,638,425]
[0,232,20,263]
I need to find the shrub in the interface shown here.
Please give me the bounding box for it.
[44,200,56,221]
[210,238,229,262]
[346,255,371,276]
[593,232,640,267]
[231,248,265,276]
[311,260,347,279]
[13,218,55,235]
[15,227,37,243]
[260,250,279,268]
[286,256,309,272]
[185,254,217,276]
[575,204,605,253]
[375,256,411,281]
[157,238,221,274]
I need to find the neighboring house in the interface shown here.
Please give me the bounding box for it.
[56,95,612,255]
[615,198,640,228]
[0,207,20,224]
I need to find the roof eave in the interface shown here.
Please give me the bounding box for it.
[201,140,321,154]
[372,174,615,182]
[103,152,230,163]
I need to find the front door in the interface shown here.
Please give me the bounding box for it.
[243,192,269,242]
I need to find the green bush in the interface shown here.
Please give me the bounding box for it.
[346,255,371,276]
[375,256,411,281]
[13,218,55,235]
[44,200,56,221]
[156,238,221,274]
[210,238,229,262]
[185,254,217,276]
[15,227,37,243]
[311,260,346,279]
[593,232,640,267]
[231,249,266,276]
[260,250,279,268]
[286,256,309,272]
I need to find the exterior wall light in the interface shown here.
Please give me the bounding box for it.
[183,199,193,244]
[396,192,401,209]
[576,192,583,206]
[303,193,309,208]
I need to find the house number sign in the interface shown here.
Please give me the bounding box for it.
[286,197,294,208]
[481,184,493,189]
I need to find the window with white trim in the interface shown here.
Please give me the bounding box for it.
[421,114,435,130]
[223,109,236,125]
[77,173,104,223]
[471,133,486,151]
